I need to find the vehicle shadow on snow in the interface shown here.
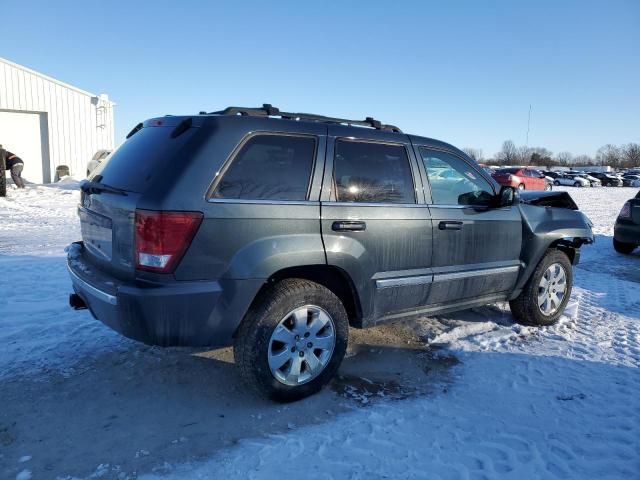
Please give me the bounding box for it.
[0,323,460,480]
[577,234,640,285]
[146,353,640,480]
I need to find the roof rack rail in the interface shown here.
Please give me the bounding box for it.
[208,104,402,133]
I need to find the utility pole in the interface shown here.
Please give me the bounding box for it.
[525,104,532,148]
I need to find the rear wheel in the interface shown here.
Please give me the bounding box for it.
[234,279,349,402]
[553,180,560,186]
[613,238,636,254]
[510,249,573,326]
[0,154,6,197]
[573,181,581,187]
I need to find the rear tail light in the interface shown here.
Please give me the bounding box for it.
[135,210,203,273]
[618,202,631,220]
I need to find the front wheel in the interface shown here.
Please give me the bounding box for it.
[613,238,636,254]
[574,182,582,187]
[553,180,560,186]
[510,249,573,326]
[234,279,349,402]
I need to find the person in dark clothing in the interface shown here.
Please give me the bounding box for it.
[2,148,26,188]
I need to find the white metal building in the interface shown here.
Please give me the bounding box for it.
[0,57,115,183]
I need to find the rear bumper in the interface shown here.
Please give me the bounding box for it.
[614,221,640,245]
[67,242,263,347]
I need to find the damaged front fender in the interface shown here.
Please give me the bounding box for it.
[509,192,594,300]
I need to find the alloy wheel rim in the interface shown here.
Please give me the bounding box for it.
[537,263,567,316]
[267,305,336,386]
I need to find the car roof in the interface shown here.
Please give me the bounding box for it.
[189,104,469,158]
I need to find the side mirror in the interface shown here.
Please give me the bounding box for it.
[492,186,517,208]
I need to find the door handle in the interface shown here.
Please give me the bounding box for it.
[438,221,463,231]
[332,221,366,232]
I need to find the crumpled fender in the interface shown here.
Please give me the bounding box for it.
[509,197,594,300]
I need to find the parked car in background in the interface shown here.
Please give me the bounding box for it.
[537,171,554,191]
[66,104,594,401]
[492,167,549,190]
[613,190,640,254]
[553,173,590,187]
[87,149,112,177]
[479,165,495,176]
[588,172,623,187]
[573,173,601,187]
[622,175,640,187]
[542,170,561,179]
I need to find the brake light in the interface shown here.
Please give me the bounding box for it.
[135,210,203,273]
[618,202,631,220]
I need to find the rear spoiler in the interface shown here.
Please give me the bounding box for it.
[125,116,204,140]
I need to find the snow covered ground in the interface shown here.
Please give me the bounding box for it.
[1,183,639,479]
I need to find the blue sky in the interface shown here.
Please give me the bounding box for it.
[3,0,639,157]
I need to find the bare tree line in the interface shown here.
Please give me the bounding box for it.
[463,142,640,168]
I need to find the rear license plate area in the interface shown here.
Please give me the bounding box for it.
[79,207,113,261]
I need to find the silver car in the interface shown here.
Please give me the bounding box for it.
[86,149,112,177]
[553,174,590,187]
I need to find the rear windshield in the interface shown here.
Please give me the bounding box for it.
[496,168,520,174]
[91,126,196,192]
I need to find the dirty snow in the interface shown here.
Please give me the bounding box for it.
[1,183,639,479]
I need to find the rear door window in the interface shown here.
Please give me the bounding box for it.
[333,140,415,204]
[212,134,316,201]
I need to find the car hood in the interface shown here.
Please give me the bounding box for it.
[519,190,579,210]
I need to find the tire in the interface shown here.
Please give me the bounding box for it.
[234,279,349,402]
[0,170,6,197]
[613,238,636,254]
[544,183,552,191]
[0,154,6,197]
[573,182,581,187]
[509,249,573,326]
[518,184,525,190]
[553,180,560,186]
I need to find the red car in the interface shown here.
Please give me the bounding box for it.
[492,168,549,191]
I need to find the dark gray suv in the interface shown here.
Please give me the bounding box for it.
[68,105,594,401]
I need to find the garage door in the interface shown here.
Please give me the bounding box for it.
[0,110,47,184]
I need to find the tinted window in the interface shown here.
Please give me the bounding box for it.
[333,140,415,204]
[420,149,494,206]
[497,168,520,174]
[93,126,197,193]
[213,135,316,201]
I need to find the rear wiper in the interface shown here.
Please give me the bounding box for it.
[79,179,127,196]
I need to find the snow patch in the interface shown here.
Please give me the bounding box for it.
[15,470,31,480]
